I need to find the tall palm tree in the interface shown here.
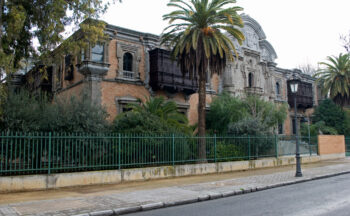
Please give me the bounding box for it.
[315,53,350,107]
[161,0,245,160]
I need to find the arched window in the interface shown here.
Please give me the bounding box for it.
[123,52,133,71]
[248,73,253,87]
[276,82,280,95]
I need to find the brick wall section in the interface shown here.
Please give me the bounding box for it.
[101,82,151,121]
[284,114,291,135]
[57,82,84,100]
[106,39,118,79]
[318,135,345,155]
[62,57,84,89]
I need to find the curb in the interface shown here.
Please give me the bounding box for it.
[72,170,350,216]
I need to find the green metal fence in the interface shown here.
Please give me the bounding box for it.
[345,137,350,156]
[0,132,318,176]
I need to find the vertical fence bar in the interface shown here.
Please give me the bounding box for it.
[0,132,3,174]
[48,132,52,174]
[248,135,251,160]
[118,133,121,170]
[214,134,217,163]
[172,134,175,166]
[308,136,312,156]
[275,135,278,159]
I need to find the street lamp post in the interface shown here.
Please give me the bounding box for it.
[289,75,303,177]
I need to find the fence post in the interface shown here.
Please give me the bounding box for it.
[248,135,251,160]
[48,132,52,175]
[172,134,175,166]
[214,134,217,163]
[308,136,312,156]
[118,133,121,170]
[275,135,278,159]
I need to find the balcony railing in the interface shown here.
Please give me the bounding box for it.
[149,48,198,94]
[287,80,313,109]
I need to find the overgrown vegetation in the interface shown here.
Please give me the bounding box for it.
[206,93,287,135]
[113,97,193,134]
[0,90,109,133]
[301,99,350,136]
[0,0,120,120]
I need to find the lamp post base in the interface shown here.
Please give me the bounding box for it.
[295,172,303,177]
[295,154,302,177]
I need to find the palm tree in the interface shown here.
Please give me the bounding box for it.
[129,96,191,133]
[161,0,245,160]
[315,53,350,107]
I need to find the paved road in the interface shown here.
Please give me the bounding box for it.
[127,173,350,216]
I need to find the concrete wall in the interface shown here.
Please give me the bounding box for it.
[318,135,346,155]
[0,154,343,193]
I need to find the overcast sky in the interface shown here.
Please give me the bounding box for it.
[101,0,350,70]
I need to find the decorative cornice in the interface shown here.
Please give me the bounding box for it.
[241,14,267,40]
[103,78,144,86]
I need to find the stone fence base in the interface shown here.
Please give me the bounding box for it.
[0,153,345,193]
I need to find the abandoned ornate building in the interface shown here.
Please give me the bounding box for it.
[14,14,318,135]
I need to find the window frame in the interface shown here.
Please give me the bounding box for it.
[91,43,104,62]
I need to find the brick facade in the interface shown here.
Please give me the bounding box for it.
[21,15,317,135]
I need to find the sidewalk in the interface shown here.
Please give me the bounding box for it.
[1,158,350,216]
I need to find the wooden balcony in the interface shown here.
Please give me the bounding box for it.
[25,66,53,93]
[287,80,313,109]
[149,48,198,94]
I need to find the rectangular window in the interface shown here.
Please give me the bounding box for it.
[278,123,283,134]
[81,49,85,62]
[122,106,132,113]
[91,44,104,62]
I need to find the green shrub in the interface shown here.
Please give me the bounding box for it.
[207,93,287,135]
[206,93,246,134]
[301,121,338,136]
[1,90,109,133]
[215,141,246,161]
[313,99,345,134]
[113,96,193,135]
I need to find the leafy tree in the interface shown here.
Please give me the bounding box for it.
[0,90,47,131]
[228,118,269,136]
[207,93,287,135]
[243,95,287,129]
[0,0,120,112]
[301,121,338,136]
[44,93,110,133]
[113,96,193,134]
[161,0,245,160]
[315,53,350,107]
[312,99,346,134]
[206,92,246,133]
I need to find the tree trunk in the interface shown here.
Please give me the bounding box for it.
[198,73,207,162]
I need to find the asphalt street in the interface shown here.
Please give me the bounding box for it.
[127,173,350,216]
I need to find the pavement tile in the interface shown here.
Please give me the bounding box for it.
[1,158,350,216]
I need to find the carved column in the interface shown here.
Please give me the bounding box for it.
[78,61,110,104]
